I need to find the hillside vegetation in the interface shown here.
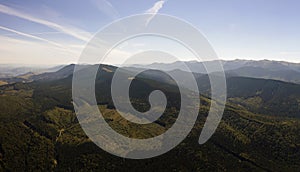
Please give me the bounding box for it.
[1,64,300,171]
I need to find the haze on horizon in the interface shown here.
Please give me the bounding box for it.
[1,0,300,65]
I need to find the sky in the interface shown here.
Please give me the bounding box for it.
[0,0,300,65]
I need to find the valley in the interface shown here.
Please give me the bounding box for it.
[1,62,300,171]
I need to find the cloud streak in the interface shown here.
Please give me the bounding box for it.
[91,0,119,19]
[0,4,92,42]
[0,26,64,47]
[3,31,93,37]
[0,3,138,65]
[0,26,79,56]
[145,0,165,26]
[0,35,80,64]
[146,0,165,14]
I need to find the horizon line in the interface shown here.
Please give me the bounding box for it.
[1,58,300,66]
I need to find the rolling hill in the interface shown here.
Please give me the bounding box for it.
[1,63,300,171]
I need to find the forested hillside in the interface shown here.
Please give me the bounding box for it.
[1,64,300,171]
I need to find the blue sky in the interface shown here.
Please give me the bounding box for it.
[0,0,300,64]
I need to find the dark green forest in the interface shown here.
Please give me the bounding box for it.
[1,65,300,171]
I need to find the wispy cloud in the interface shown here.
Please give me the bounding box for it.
[145,0,166,26]
[0,35,80,64]
[0,25,78,55]
[0,26,63,47]
[146,0,165,14]
[0,3,133,65]
[90,0,119,19]
[0,4,92,42]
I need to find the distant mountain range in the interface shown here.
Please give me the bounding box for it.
[2,59,300,85]
[132,59,300,84]
[0,65,67,84]
[0,64,64,78]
